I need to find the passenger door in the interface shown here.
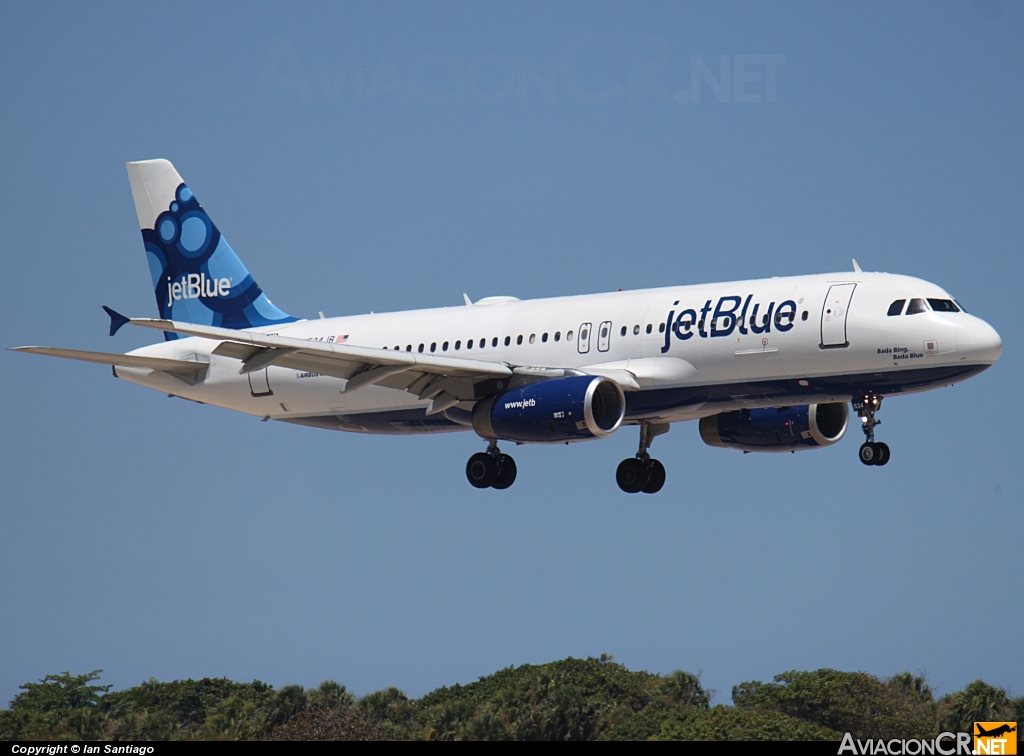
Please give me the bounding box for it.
[820,284,856,348]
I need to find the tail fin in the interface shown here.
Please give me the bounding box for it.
[126,159,295,339]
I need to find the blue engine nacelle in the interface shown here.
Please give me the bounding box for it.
[472,375,626,444]
[699,402,849,452]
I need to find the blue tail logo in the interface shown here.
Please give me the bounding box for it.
[140,180,296,339]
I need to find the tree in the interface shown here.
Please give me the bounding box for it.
[656,707,840,741]
[938,680,1020,739]
[732,669,936,739]
[270,705,385,741]
[5,670,111,740]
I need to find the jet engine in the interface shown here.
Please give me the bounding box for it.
[472,375,625,443]
[699,402,849,452]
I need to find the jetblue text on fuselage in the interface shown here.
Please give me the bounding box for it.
[662,295,798,352]
[166,273,231,307]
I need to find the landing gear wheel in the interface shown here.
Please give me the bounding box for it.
[492,454,518,489]
[854,394,890,468]
[874,442,890,466]
[859,442,879,466]
[641,459,666,494]
[466,452,498,488]
[616,458,649,493]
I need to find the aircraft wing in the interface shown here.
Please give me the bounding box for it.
[9,346,207,374]
[124,316,513,411]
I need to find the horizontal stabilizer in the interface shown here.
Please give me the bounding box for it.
[10,346,205,374]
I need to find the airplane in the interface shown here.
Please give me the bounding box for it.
[11,159,1003,493]
[976,724,1016,739]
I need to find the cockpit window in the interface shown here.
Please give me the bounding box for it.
[887,299,906,316]
[954,299,967,313]
[927,298,960,313]
[905,298,929,315]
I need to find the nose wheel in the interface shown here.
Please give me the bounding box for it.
[616,422,670,494]
[466,440,517,489]
[854,394,890,466]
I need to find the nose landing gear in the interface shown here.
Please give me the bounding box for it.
[466,439,518,489]
[855,394,890,466]
[616,422,670,494]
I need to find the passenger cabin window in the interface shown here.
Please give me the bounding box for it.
[887,299,906,316]
[905,298,928,315]
[646,324,652,334]
[455,340,461,350]
[492,337,498,347]
[927,298,960,313]
[554,332,561,342]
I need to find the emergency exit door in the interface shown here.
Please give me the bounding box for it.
[578,323,592,354]
[820,283,856,348]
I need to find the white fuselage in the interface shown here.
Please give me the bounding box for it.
[114,271,1002,435]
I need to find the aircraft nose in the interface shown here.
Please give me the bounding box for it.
[957,318,1002,364]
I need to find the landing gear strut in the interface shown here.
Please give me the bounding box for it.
[854,393,890,466]
[466,439,517,489]
[616,422,669,494]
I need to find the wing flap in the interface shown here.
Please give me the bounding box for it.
[126,317,514,380]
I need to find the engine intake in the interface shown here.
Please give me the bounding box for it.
[473,375,625,444]
[699,402,849,453]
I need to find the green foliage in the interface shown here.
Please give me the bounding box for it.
[356,687,420,739]
[732,669,937,739]
[5,671,111,740]
[270,705,386,741]
[414,655,709,741]
[656,706,841,741]
[937,680,1022,740]
[2,661,1016,741]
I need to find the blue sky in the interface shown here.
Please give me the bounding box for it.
[1,2,1021,706]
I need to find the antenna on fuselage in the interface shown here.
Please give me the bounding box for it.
[852,259,862,273]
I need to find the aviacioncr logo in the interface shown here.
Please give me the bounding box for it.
[166,273,231,307]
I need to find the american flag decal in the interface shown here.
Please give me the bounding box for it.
[337,335,349,344]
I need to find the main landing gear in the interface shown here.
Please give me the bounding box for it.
[855,393,890,466]
[466,439,518,490]
[616,422,670,494]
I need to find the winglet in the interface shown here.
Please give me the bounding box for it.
[102,306,130,336]
[463,293,472,306]
[852,259,862,273]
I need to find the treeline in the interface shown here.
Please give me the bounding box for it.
[1,656,1020,741]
